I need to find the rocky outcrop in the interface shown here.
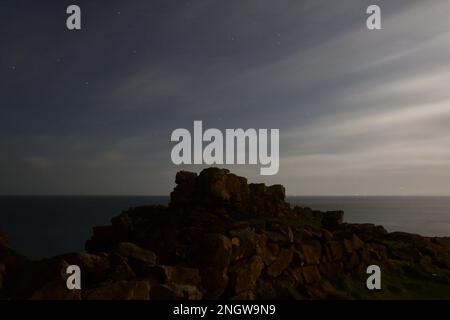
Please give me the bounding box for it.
[1,168,450,300]
[170,168,290,217]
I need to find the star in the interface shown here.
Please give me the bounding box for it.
[117,11,121,15]
[10,65,16,70]
[132,50,137,54]
[84,81,89,86]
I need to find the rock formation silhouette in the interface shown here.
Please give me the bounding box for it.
[1,168,450,299]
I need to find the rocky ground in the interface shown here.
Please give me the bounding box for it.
[1,167,450,300]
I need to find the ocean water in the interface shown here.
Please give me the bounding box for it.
[290,196,450,237]
[0,196,168,259]
[1,196,450,259]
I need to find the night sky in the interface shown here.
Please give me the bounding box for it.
[2,0,450,195]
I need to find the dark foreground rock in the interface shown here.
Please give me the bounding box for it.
[1,167,450,300]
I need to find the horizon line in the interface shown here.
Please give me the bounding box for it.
[1,194,450,197]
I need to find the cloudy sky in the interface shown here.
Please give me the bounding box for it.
[1,0,450,195]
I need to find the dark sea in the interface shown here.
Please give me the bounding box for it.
[1,196,450,259]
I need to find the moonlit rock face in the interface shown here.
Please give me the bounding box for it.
[170,167,290,217]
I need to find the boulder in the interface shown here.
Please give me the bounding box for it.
[305,279,338,299]
[249,183,290,216]
[265,231,290,243]
[338,224,387,242]
[358,248,371,264]
[170,171,198,205]
[321,229,333,241]
[345,253,361,271]
[194,233,232,268]
[351,234,364,250]
[343,239,354,253]
[321,211,344,231]
[266,185,286,202]
[111,213,133,239]
[301,241,322,265]
[302,265,321,284]
[265,221,293,239]
[319,261,344,278]
[160,265,202,288]
[229,255,264,294]
[368,244,388,261]
[266,248,294,277]
[200,267,229,299]
[229,229,263,261]
[327,241,344,261]
[291,249,306,266]
[175,171,198,184]
[113,242,157,275]
[108,254,136,281]
[259,243,280,266]
[229,229,257,261]
[255,280,278,299]
[30,281,82,300]
[85,226,117,253]
[59,252,110,285]
[169,167,290,217]
[294,228,316,244]
[288,267,304,286]
[194,168,250,208]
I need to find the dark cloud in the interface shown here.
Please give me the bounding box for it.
[1,0,449,195]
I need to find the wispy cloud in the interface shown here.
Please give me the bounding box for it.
[109,65,191,109]
[3,0,450,195]
[23,156,53,169]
